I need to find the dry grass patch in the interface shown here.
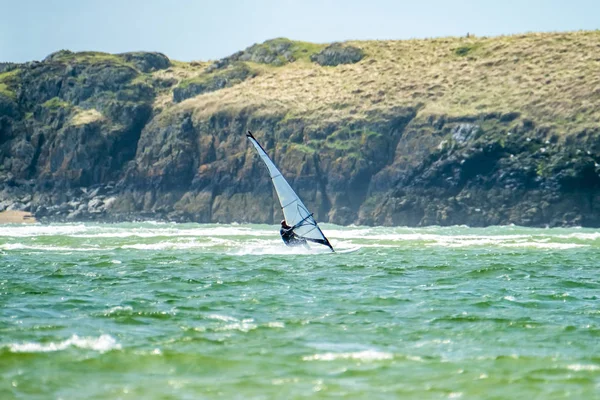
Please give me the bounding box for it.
[164,31,600,135]
[70,108,104,126]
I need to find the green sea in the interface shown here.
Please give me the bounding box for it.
[1,223,599,399]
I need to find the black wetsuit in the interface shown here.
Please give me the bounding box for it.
[280,226,307,247]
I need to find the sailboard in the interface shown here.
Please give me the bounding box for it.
[246,130,334,252]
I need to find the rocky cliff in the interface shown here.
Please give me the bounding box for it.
[2,32,600,227]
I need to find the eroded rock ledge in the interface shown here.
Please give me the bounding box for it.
[2,33,600,227]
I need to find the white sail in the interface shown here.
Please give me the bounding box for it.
[246,131,333,251]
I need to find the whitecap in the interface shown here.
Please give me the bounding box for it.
[120,240,217,250]
[556,232,600,240]
[499,242,587,249]
[566,364,600,371]
[104,306,133,316]
[205,314,238,322]
[228,239,334,256]
[302,350,393,362]
[214,321,257,333]
[0,243,106,252]
[6,334,121,353]
[0,224,88,237]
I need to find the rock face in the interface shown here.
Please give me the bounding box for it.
[1,51,159,191]
[173,63,256,103]
[310,43,364,66]
[2,34,600,227]
[208,38,307,70]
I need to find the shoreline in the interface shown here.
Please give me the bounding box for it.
[0,211,37,224]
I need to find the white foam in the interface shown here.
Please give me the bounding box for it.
[203,314,258,332]
[120,236,237,251]
[556,232,600,240]
[0,224,88,237]
[419,236,589,249]
[302,350,393,362]
[6,334,121,353]
[566,364,600,372]
[215,320,257,333]
[206,314,238,322]
[0,243,105,252]
[0,223,274,239]
[104,306,133,316]
[120,241,209,250]
[230,241,332,256]
[2,223,596,253]
[499,242,587,249]
[74,226,274,239]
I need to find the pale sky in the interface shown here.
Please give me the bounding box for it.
[1,0,598,63]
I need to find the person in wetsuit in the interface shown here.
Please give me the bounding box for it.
[280,219,307,247]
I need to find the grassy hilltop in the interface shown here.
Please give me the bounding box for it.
[178,32,600,132]
[1,31,600,226]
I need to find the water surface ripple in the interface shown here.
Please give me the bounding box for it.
[1,223,599,399]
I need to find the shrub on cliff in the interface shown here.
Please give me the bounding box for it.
[173,63,256,103]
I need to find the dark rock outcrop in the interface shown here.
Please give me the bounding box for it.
[118,52,171,72]
[173,63,256,103]
[208,38,301,72]
[1,51,156,192]
[3,35,600,228]
[311,43,364,66]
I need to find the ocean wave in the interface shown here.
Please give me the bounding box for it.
[73,226,275,239]
[420,236,588,249]
[214,320,257,333]
[205,314,239,322]
[302,350,394,362]
[0,243,105,252]
[0,224,88,237]
[2,224,597,253]
[103,305,134,316]
[566,364,600,371]
[499,242,587,249]
[229,242,332,256]
[556,232,600,240]
[0,224,274,239]
[5,334,121,353]
[120,241,215,250]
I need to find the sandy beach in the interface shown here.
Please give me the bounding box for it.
[0,211,37,224]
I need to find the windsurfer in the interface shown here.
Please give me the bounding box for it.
[280,220,308,247]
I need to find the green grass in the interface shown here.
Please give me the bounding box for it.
[183,31,600,135]
[242,38,326,65]
[0,83,14,99]
[0,69,20,100]
[48,51,147,73]
[266,38,326,62]
[42,97,70,109]
[288,143,316,154]
[50,51,125,64]
[130,74,153,86]
[454,42,484,57]
[7,32,600,140]
[178,62,256,90]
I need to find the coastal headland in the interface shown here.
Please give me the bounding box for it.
[1,31,600,226]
